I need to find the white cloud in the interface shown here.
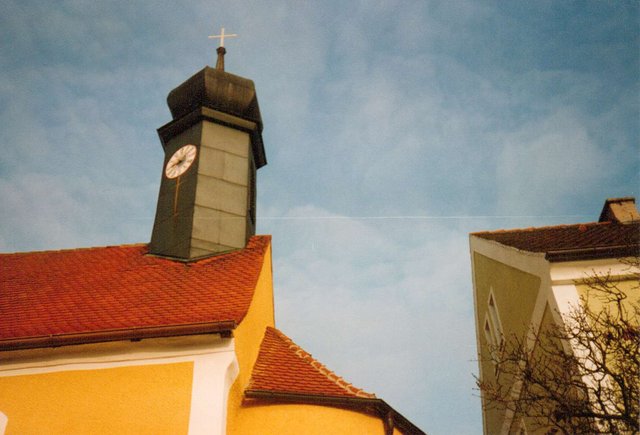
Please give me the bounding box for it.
[0,171,155,252]
[0,173,86,251]
[263,204,481,429]
[494,108,608,215]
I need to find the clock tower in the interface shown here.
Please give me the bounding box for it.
[149,46,266,259]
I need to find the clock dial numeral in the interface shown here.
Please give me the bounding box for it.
[165,145,197,179]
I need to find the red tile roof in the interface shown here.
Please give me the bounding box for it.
[0,235,271,350]
[247,327,375,399]
[472,221,639,261]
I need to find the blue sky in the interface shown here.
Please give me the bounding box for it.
[0,1,638,433]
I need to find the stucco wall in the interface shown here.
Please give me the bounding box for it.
[226,240,276,431]
[0,361,193,435]
[576,278,638,317]
[0,334,238,435]
[507,304,560,435]
[230,402,389,435]
[473,252,542,435]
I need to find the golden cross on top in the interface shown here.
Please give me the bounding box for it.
[208,27,238,48]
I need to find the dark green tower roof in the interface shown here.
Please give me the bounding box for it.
[163,57,266,168]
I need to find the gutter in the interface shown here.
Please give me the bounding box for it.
[0,320,236,352]
[244,389,426,435]
[546,245,639,262]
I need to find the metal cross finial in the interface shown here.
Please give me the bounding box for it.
[208,27,238,48]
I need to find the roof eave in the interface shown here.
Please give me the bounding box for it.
[244,389,426,435]
[545,245,639,262]
[0,320,237,352]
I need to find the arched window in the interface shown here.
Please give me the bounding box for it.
[484,290,503,348]
[484,289,504,368]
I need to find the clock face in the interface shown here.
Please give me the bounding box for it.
[165,145,197,179]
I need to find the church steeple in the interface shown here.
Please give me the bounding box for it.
[215,46,226,71]
[149,38,266,260]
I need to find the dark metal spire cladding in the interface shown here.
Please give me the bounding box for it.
[216,46,226,71]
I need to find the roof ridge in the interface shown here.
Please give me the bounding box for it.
[1,235,272,259]
[268,327,375,399]
[470,220,613,236]
[0,243,147,256]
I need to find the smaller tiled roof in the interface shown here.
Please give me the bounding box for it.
[245,327,426,434]
[247,327,375,399]
[0,235,271,350]
[472,221,639,261]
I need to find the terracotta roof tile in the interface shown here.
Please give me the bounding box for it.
[247,327,375,399]
[0,236,271,347]
[472,221,639,260]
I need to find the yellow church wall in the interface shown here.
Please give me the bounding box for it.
[230,402,389,435]
[0,361,193,435]
[473,252,542,435]
[226,239,276,430]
